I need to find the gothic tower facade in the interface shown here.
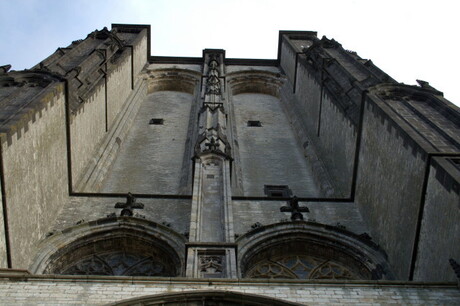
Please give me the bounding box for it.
[0,24,459,304]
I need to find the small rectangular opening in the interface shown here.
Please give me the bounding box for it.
[149,118,164,125]
[264,185,292,198]
[247,120,262,127]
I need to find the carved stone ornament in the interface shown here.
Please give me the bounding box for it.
[199,255,224,274]
[114,192,144,216]
[251,222,262,229]
[280,196,310,221]
[205,56,222,95]
[204,137,220,152]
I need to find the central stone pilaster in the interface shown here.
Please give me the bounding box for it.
[187,50,237,278]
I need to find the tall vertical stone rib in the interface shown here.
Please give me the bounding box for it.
[186,51,237,278]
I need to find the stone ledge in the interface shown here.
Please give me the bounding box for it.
[0,271,457,289]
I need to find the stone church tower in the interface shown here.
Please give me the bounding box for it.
[0,24,459,304]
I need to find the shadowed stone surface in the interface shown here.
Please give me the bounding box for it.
[233,93,320,197]
[101,91,194,194]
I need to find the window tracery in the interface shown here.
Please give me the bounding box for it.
[41,231,182,277]
[61,252,169,276]
[246,255,358,279]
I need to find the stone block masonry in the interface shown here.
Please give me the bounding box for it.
[101,90,195,194]
[0,273,459,305]
[1,87,67,269]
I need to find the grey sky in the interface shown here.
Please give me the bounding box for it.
[1,0,458,105]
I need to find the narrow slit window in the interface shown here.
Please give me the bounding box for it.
[264,185,292,198]
[247,120,262,127]
[149,118,164,125]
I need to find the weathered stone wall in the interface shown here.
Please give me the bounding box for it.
[232,200,368,237]
[279,39,297,83]
[0,275,458,305]
[1,86,68,268]
[70,83,106,186]
[133,34,147,76]
[71,29,148,190]
[286,65,321,138]
[101,91,195,194]
[231,93,320,197]
[279,37,358,197]
[282,79,357,197]
[355,99,427,279]
[0,180,6,268]
[30,26,148,190]
[415,157,460,281]
[279,74,335,196]
[314,93,356,196]
[279,35,314,84]
[74,78,147,192]
[107,53,133,129]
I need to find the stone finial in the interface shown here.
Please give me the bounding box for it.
[280,196,310,221]
[416,79,443,96]
[114,192,144,217]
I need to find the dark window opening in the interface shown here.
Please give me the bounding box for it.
[149,118,164,125]
[264,185,292,198]
[247,120,262,127]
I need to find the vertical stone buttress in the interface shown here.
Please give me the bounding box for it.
[186,51,237,278]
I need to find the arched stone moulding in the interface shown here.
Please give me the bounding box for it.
[108,290,302,306]
[29,217,187,276]
[237,221,394,280]
[227,70,286,98]
[145,68,201,95]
